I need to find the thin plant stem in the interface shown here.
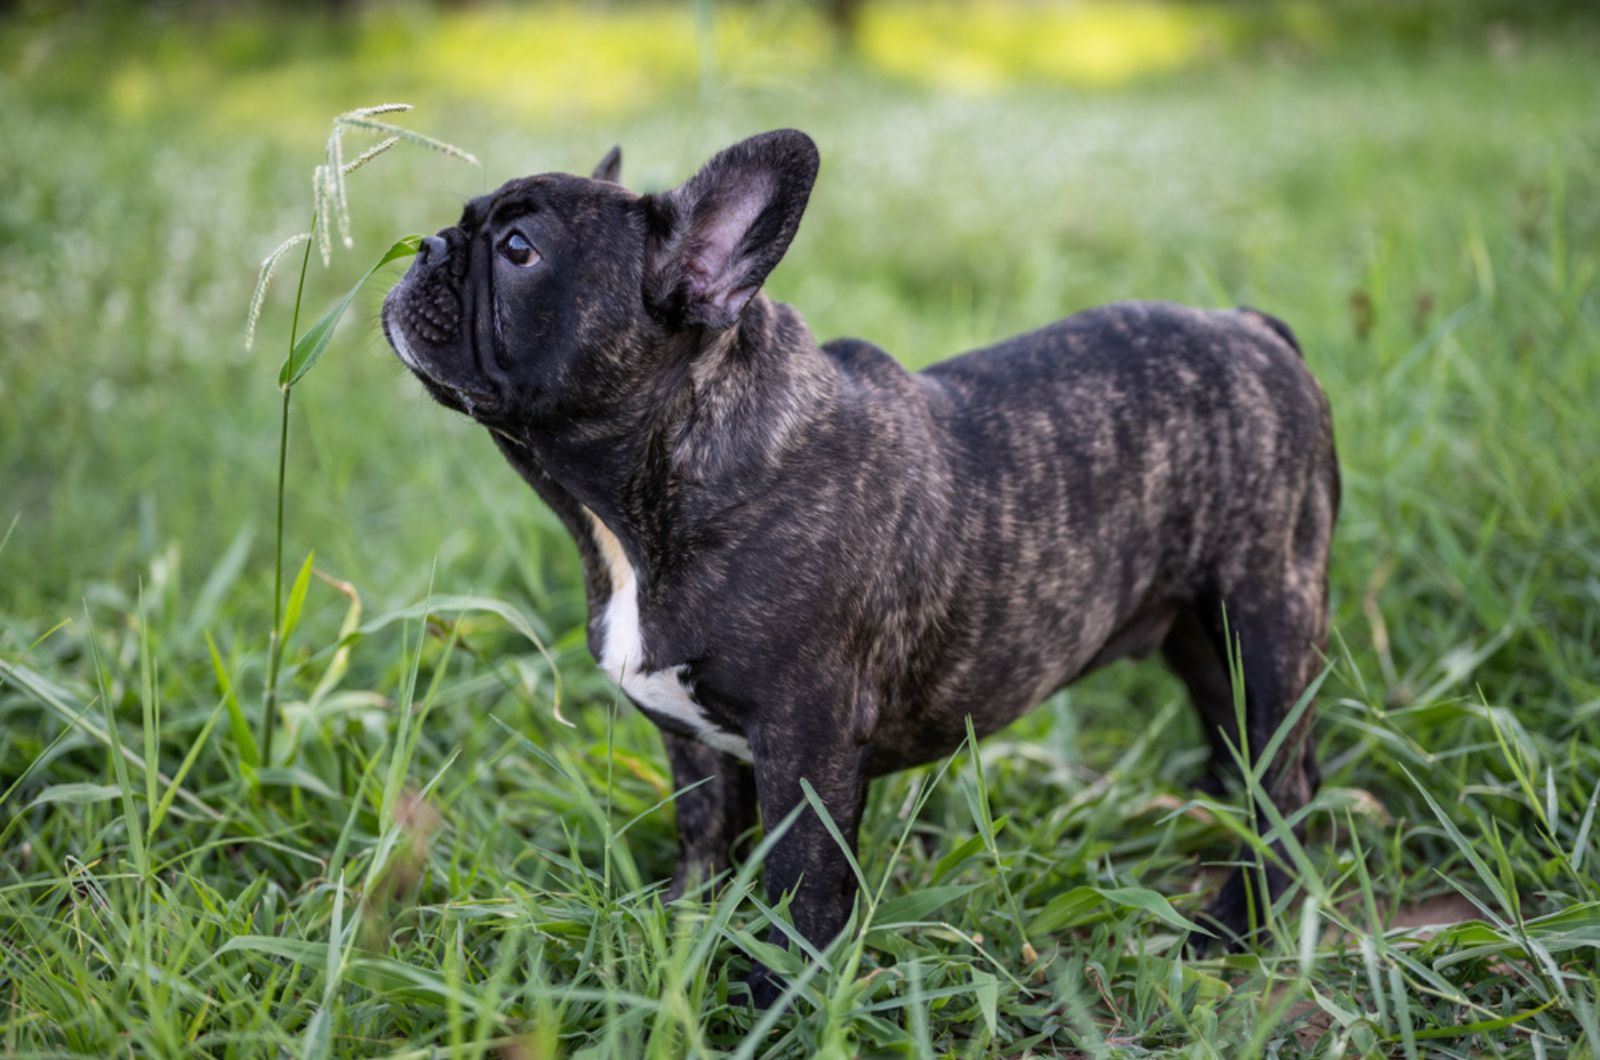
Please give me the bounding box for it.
[261,213,316,767]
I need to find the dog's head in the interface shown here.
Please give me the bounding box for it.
[381,129,819,430]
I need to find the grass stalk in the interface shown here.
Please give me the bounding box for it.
[260,216,316,768]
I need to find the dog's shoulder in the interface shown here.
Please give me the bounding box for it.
[821,335,897,375]
[820,335,934,406]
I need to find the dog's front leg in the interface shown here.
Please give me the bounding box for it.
[745,719,869,1008]
[661,731,757,902]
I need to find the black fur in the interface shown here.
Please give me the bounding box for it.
[382,130,1339,1007]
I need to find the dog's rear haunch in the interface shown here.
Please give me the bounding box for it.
[383,129,1338,1008]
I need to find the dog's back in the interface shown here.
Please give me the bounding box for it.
[830,301,1338,767]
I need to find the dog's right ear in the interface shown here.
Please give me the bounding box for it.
[592,145,622,183]
[644,129,819,332]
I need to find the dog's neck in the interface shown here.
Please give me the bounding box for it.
[674,294,839,480]
[493,293,839,586]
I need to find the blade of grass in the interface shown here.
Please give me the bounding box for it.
[85,608,147,877]
[206,631,260,774]
[146,695,226,840]
[278,236,420,388]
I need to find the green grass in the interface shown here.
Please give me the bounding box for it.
[4,4,1600,1056]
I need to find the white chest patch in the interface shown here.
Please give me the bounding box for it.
[586,510,752,763]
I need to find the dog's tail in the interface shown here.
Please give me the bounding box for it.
[1239,307,1304,359]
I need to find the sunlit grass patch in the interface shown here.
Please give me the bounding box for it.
[59,0,1535,140]
[89,4,836,137]
[860,1,1228,91]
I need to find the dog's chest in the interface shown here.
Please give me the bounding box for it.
[585,511,752,762]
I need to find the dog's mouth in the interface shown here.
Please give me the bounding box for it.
[382,289,502,418]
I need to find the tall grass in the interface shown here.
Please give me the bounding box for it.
[243,105,475,768]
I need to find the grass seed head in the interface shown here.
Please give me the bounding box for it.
[328,126,352,250]
[245,104,476,348]
[341,135,399,177]
[343,101,414,119]
[312,164,333,268]
[335,115,480,167]
[244,231,310,351]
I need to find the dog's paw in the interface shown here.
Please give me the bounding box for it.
[742,962,787,1010]
[1193,869,1269,954]
[1189,913,1246,957]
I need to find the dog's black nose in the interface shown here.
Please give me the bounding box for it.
[418,235,448,265]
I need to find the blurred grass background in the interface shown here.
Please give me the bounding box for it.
[3,1,1600,1055]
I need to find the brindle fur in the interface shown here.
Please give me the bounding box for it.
[382,130,1339,1007]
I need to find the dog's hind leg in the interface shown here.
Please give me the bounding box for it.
[1179,585,1325,947]
[661,732,758,902]
[1161,602,1240,797]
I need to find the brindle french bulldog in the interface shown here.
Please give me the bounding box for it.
[382,130,1338,1007]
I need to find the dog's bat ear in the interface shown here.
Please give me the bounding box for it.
[592,145,623,183]
[645,129,819,331]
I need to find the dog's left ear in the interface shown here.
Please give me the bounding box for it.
[646,129,819,331]
[592,145,622,183]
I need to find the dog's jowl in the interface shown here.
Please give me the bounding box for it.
[383,130,1339,1006]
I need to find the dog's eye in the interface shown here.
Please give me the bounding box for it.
[500,232,541,268]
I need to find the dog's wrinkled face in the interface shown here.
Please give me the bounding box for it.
[382,131,820,432]
[381,165,646,426]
